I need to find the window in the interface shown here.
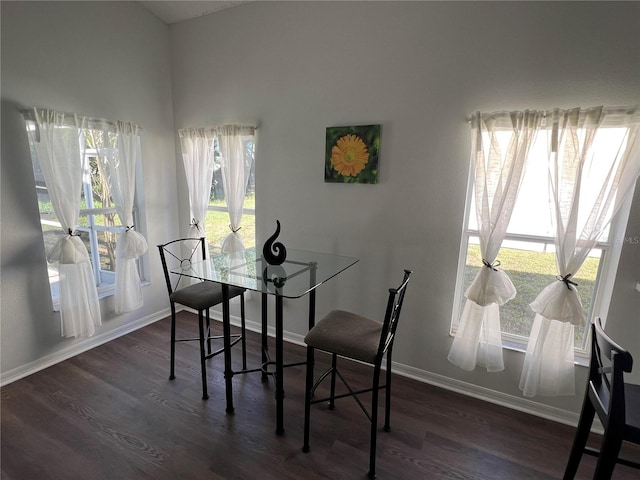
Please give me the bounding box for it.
[205,137,256,249]
[451,125,635,354]
[28,122,146,305]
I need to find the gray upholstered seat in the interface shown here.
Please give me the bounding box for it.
[304,310,382,364]
[170,281,245,312]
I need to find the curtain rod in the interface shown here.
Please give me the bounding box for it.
[466,105,639,124]
[178,124,258,132]
[178,125,258,138]
[20,107,143,131]
[465,111,549,124]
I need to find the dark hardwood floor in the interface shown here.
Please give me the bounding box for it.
[2,312,639,479]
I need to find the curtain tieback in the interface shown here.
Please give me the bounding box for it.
[557,273,578,290]
[125,225,135,232]
[67,228,80,237]
[230,225,242,233]
[190,218,202,233]
[482,259,501,271]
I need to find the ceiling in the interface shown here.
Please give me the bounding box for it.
[139,1,250,24]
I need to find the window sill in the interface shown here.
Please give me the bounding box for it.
[448,328,589,368]
[500,339,589,368]
[51,280,151,313]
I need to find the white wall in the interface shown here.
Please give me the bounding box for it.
[1,1,178,377]
[1,0,638,424]
[169,1,640,417]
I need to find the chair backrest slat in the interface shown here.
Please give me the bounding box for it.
[157,237,206,295]
[377,269,412,361]
[588,317,633,429]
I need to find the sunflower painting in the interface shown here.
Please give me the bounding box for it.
[325,124,380,184]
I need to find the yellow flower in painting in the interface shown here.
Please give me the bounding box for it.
[330,134,369,177]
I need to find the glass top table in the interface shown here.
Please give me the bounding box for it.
[175,246,359,298]
[172,245,359,434]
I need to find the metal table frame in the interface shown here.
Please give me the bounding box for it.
[174,247,358,435]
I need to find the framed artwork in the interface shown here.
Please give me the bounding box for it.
[325,124,381,184]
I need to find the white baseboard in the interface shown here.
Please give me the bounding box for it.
[391,363,581,427]
[0,308,170,386]
[1,308,598,433]
[392,363,602,433]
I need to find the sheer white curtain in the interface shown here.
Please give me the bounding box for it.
[96,121,147,313]
[217,125,255,254]
[448,111,543,371]
[27,108,101,338]
[520,106,640,397]
[179,128,216,240]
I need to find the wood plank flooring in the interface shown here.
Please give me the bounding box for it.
[2,312,639,479]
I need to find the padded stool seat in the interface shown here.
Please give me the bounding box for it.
[305,310,382,364]
[170,282,245,312]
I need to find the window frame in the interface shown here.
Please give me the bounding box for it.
[28,121,148,308]
[205,135,256,250]
[450,125,636,358]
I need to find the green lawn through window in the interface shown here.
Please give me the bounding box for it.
[461,244,599,346]
[204,194,256,251]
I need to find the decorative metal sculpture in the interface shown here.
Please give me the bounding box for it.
[263,220,287,265]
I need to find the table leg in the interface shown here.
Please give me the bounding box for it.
[275,295,284,435]
[309,262,317,331]
[222,284,234,414]
[308,289,316,331]
[261,291,269,382]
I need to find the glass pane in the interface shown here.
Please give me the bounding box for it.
[78,216,118,271]
[211,166,226,203]
[43,226,64,298]
[96,230,117,277]
[207,136,256,251]
[456,237,597,348]
[210,137,256,206]
[77,211,119,230]
[468,128,624,241]
[81,128,117,210]
[37,182,63,298]
[506,142,554,237]
[468,131,554,236]
[80,154,115,210]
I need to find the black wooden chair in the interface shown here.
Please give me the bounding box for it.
[302,269,412,479]
[158,237,247,400]
[563,317,640,480]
